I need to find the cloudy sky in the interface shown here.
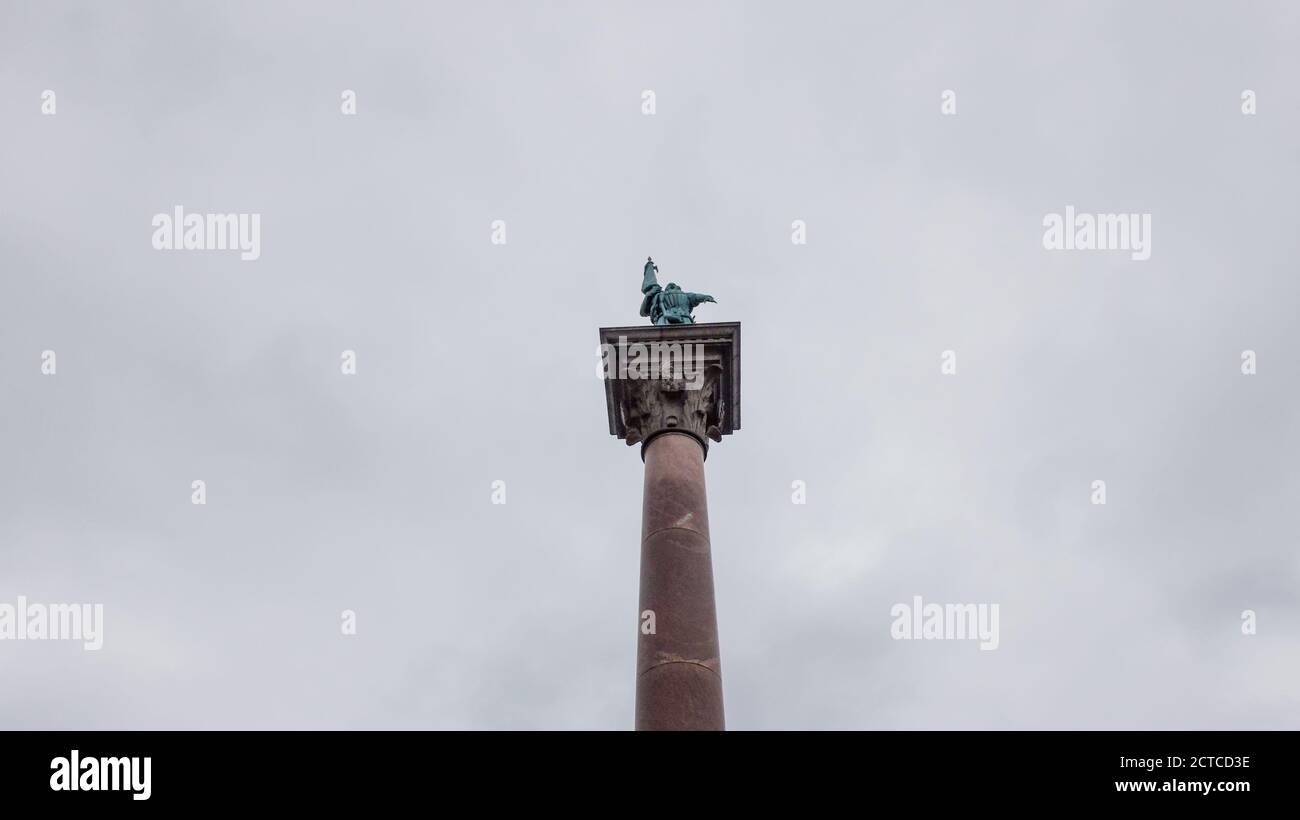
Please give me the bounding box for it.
[2,1,1297,729]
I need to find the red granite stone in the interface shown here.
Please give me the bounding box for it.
[636,432,724,730]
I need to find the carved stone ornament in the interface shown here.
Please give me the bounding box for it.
[599,322,741,460]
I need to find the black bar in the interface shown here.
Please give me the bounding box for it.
[3,731,1287,807]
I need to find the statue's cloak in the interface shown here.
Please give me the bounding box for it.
[639,286,661,320]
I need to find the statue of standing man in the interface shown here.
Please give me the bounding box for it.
[639,257,716,325]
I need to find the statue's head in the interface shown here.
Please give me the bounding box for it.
[665,282,681,291]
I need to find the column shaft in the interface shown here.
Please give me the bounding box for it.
[635,432,724,730]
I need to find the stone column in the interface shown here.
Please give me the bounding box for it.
[599,322,741,731]
[636,431,723,730]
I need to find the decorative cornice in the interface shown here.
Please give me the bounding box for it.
[599,322,741,459]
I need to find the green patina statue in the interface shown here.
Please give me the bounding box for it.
[639,257,716,325]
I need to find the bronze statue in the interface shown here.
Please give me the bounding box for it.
[639,257,715,325]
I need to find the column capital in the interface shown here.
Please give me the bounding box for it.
[599,322,741,459]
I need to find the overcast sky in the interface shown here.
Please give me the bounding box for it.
[2,1,1298,729]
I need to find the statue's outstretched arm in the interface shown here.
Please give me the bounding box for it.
[687,292,716,307]
[641,257,661,295]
